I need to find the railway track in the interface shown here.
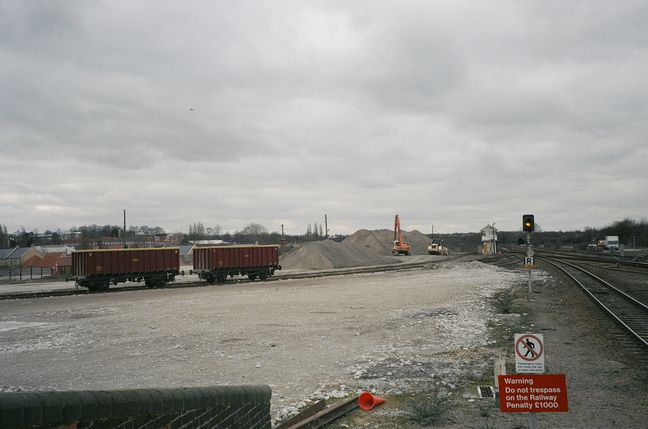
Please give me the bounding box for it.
[501,247,648,276]
[482,253,522,267]
[539,256,648,349]
[521,248,648,270]
[0,254,468,301]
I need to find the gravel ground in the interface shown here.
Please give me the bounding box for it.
[0,261,515,424]
[2,259,646,428]
[516,262,648,429]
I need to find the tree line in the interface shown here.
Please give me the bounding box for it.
[9,217,643,250]
[431,218,648,252]
[186,221,333,244]
[0,221,335,249]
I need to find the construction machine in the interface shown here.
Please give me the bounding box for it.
[427,241,448,256]
[392,214,411,255]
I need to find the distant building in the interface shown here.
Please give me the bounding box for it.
[64,235,183,249]
[34,245,75,255]
[480,224,498,256]
[0,247,43,268]
[190,239,227,246]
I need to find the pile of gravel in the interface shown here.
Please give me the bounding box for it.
[280,229,434,271]
[279,239,388,271]
[343,229,433,256]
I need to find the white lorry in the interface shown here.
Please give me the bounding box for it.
[604,236,620,252]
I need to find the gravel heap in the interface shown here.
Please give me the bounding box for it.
[343,229,433,256]
[280,229,434,270]
[279,239,388,271]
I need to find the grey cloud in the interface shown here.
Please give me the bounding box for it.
[1,0,647,233]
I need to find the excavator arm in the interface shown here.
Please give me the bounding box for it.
[392,214,411,255]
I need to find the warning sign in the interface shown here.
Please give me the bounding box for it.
[514,333,544,373]
[524,256,534,268]
[498,374,568,413]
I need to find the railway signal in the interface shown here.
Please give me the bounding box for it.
[522,214,535,292]
[523,214,535,232]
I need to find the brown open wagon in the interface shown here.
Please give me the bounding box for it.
[192,245,281,284]
[71,248,181,291]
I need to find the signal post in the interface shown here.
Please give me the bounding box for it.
[500,215,569,428]
[523,214,535,292]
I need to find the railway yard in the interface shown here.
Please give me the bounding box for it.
[1,237,648,428]
[4,2,648,427]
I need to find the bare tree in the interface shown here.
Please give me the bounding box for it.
[206,225,222,236]
[188,223,207,240]
[240,223,268,235]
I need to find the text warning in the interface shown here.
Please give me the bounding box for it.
[498,374,568,413]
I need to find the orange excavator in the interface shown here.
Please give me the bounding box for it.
[392,214,411,255]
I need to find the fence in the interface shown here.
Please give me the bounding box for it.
[0,267,55,282]
[0,385,271,429]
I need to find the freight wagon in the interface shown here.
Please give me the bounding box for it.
[192,245,281,284]
[71,248,181,292]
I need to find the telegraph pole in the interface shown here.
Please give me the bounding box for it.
[123,209,127,248]
[324,214,329,238]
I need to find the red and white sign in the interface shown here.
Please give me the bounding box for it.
[498,374,568,413]
[514,333,544,373]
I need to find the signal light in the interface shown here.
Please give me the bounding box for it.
[522,214,535,232]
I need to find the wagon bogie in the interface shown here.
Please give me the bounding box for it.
[144,276,167,289]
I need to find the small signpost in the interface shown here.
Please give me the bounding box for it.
[515,333,544,374]
[499,333,568,428]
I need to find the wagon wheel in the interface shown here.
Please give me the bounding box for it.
[248,274,258,281]
[145,278,163,288]
[88,280,110,292]
[205,273,217,285]
[216,275,227,284]
[259,272,268,281]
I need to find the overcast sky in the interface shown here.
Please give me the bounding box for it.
[1,1,647,235]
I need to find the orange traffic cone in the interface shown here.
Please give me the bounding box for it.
[358,392,386,411]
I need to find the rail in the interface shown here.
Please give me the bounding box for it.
[505,247,648,270]
[0,255,468,301]
[539,256,648,349]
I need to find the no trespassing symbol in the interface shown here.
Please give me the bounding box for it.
[514,333,544,373]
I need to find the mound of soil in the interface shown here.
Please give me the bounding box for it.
[342,229,394,255]
[343,229,433,256]
[280,239,390,271]
[280,229,435,271]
